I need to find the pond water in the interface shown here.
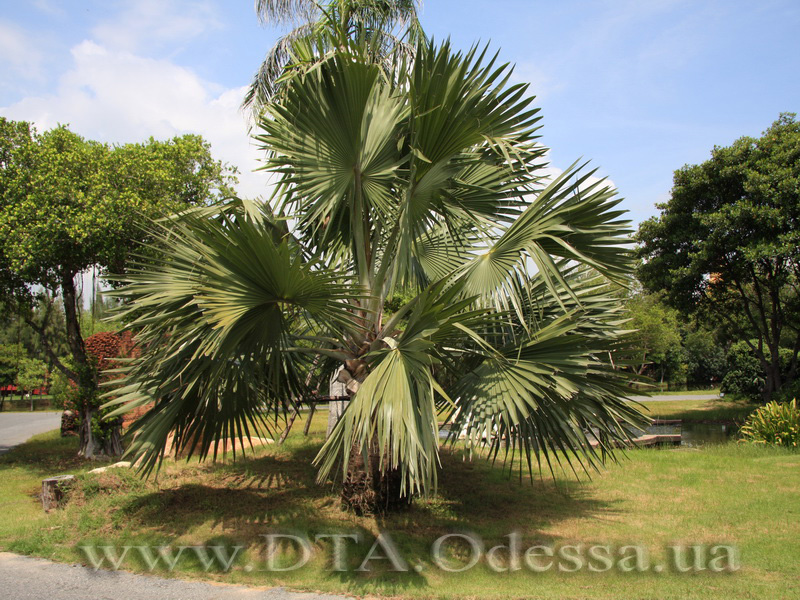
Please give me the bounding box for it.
[631,422,738,447]
[676,422,738,447]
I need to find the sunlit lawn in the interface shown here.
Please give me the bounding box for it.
[0,400,797,600]
[636,398,755,423]
[630,387,721,397]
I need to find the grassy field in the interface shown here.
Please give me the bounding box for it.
[635,398,756,423]
[0,395,56,412]
[0,402,797,600]
[628,387,721,396]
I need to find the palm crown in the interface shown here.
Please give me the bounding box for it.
[243,0,424,119]
[107,36,646,505]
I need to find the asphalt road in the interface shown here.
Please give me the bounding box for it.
[0,411,62,454]
[0,552,347,600]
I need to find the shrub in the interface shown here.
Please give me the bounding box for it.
[683,329,727,387]
[739,399,800,448]
[774,379,800,404]
[721,341,797,401]
[721,341,764,401]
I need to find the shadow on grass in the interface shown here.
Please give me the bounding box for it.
[91,435,620,592]
[0,432,86,476]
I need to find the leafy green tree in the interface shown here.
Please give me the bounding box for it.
[109,37,647,513]
[15,357,47,410]
[625,292,683,383]
[243,0,423,117]
[722,340,795,401]
[0,343,25,410]
[0,296,69,370]
[683,327,727,387]
[0,344,19,388]
[0,118,238,457]
[637,114,800,401]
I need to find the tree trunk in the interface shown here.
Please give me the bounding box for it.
[41,475,75,511]
[61,271,88,373]
[325,365,408,513]
[62,271,122,458]
[279,409,300,444]
[763,363,781,403]
[78,407,124,458]
[103,419,124,455]
[302,404,317,436]
[340,440,409,515]
[78,405,100,459]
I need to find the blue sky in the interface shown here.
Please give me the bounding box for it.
[1,0,797,225]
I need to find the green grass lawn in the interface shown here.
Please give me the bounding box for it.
[628,387,721,396]
[0,394,56,412]
[0,403,797,600]
[636,398,756,423]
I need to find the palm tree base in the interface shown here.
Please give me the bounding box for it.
[341,443,410,515]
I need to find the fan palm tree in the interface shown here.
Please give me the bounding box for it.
[107,37,647,513]
[243,0,424,119]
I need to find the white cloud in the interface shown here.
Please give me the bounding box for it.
[510,61,562,103]
[535,150,617,197]
[0,21,46,85]
[1,40,269,199]
[91,0,221,53]
[0,28,616,210]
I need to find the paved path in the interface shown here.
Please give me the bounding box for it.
[0,552,348,600]
[0,411,62,454]
[627,394,720,402]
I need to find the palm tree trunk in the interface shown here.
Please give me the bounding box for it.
[340,439,409,515]
[325,365,409,513]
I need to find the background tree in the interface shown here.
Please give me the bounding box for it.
[0,343,25,410]
[15,357,47,410]
[624,292,685,385]
[636,114,800,401]
[0,296,69,369]
[720,340,768,401]
[0,118,238,457]
[683,326,727,388]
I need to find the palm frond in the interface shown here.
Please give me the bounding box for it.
[246,0,423,117]
[314,279,481,496]
[458,162,633,318]
[256,49,407,277]
[255,0,319,26]
[446,309,648,481]
[242,23,316,118]
[104,202,362,475]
